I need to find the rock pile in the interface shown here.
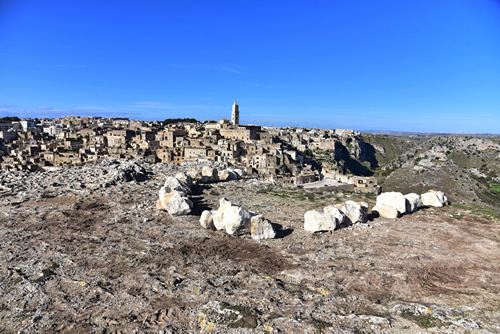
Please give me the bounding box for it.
[304,200,368,233]
[156,165,243,216]
[304,190,448,231]
[187,166,243,183]
[200,198,276,240]
[100,159,149,184]
[373,190,448,218]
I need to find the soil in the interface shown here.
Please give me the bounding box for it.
[0,168,499,333]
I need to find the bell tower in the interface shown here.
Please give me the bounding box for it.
[231,99,239,126]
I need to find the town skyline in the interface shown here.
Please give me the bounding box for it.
[1,1,500,133]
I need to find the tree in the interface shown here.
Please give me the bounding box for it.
[0,116,20,123]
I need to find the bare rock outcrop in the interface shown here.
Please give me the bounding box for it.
[102,159,149,184]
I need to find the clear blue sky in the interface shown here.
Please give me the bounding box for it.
[1,0,499,133]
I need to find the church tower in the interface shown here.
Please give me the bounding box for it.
[231,99,239,126]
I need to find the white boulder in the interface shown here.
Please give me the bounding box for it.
[335,200,368,224]
[157,190,193,216]
[404,193,422,213]
[304,210,337,233]
[200,210,215,229]
[187,168,202,181]
[376,192,407,213]
[163,176,190,194]
[372,204,399,219]
[201,166,217,183]
[212,198,232,230]
[373,192,406,218]
[421,190,448,207]
[214,206,254,235]
[323,206,346,225]
[209,198,276,239]
[218,169,230,182]
[165,195,193,216]
[157,187,184,207]
[250,215,276,240]
[213,198,255,235]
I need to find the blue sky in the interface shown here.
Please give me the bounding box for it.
[1,0,499,133]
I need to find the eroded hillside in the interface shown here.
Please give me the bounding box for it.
[379,135,500,210]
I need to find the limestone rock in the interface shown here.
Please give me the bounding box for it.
[372,205,399,219]
[163,176,190,194]
[165,195,193,216]
[375,192,407,215]
[200,210,215,230]
[187,168,202,181]
[232,168,244,178]
[227,169,239,180]
[212,198,233,231]
[250,215,276,240]
[201,166,217,183]
[421,190,448,207]
[404,193,422,213]
[217,169,230,182]
[335,200,368,224]
[157,190,192,216]
[210,198,274,238]
[304,210,337,233]
[175,172,193,188]
[323,206,346,225]
[215,197,232,215]
[215,206,254,235]
[157,187,180,208]
[104,160,149,184]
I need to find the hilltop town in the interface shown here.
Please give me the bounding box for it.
[0,101,380,192]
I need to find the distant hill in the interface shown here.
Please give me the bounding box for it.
[378,135,500,210]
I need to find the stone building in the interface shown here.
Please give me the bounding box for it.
[231,99,239,126]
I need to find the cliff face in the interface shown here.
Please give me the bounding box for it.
[328,133,417,177]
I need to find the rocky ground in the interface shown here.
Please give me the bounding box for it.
[0,160,499,333]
